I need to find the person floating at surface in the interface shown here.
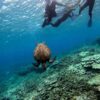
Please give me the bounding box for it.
[33,43,56,70]
[42,0,65,28]
[79,0,95,27]
[50,0,81,27]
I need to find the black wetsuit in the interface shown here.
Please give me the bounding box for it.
[51,0,95,27]
[79,0,95,26]
[42,1,57,27]
[51,10,73,27]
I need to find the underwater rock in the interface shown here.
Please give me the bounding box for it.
[1,98,10,100]
[81,54,100,62]
[36,70,94,100]
[2,45,100,100]
[80,54,100,72]
[96,86,100,92]
[71,95,89,100]
[92,63,100,70]
[70,93,97,100]
[88,75,100,100]
[23,79,37,93]
[7,78,38,100]
[93,86,100,93]
[0,83,8,98]
[79,51,89,57]
[67,64,85,75]
[43,73,58,85]
[88,75,100,86]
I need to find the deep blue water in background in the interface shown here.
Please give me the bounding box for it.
[0,0,100,79]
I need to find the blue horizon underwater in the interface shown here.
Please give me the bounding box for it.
[0,0,100,72]
[0,0,100,99]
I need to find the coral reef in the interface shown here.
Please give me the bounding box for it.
[0,45,100,100]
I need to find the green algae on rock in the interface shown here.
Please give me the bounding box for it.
[92,63,100,70]
[88,75,100,86]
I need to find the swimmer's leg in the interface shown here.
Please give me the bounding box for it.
[50,11,71,27]
[88,0,95,27]
[42,16,52,28]
[42,18,50,28]
[79,2,88,15]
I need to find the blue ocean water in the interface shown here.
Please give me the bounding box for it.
[0,0,100,79]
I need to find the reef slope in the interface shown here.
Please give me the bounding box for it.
[0,45,100,100]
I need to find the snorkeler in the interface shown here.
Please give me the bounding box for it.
[79,0,95,27]
[50,0,81,27]
[42,0,65,28]
[33,43,56,70]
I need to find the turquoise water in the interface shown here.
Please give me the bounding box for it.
[0,0,100,78]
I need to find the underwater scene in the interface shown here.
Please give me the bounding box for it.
[0,0,100,99]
